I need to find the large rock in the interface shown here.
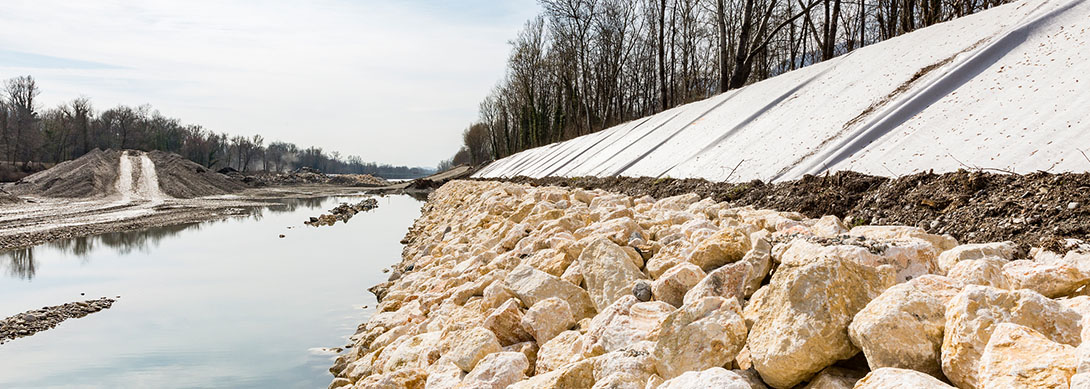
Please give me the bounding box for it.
[483,298,533,346]
[1035,245,1090,275]
[354,367,428,389]
[441,327,503,372]
[580,295,674,356]
[524,248,575,277]
[535,330,587,374]
[1074,318,1090,388]
[1003,259,1090,298]
[508,358,594,389]
[522,297,576,344]
[652,262,705,307]
[657,367,756,389]
[461,351,530,389]
[589,345,659,389]
[747,256,896,388]
[848,225,957,252]
[740,230,773,296]
[800,366,865,389]
[652,296,748,379]
[941,285,1083,389]
[946,258,1011,289]
[683,260,750,306]
[687,226,752,271]
[504,264,596,319]
[774,238,935,284]
[937,241,1016,274]
[847,275,962,378]
[979,323,1078,389]
[422,361,465,389]
[853,368,954,388]
[374,331,441,374]
[578,238,649,312]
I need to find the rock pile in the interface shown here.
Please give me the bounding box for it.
[1,297,117,344]
[306,198,380,226]
[331,180,1090,389]
[259,168,389,187]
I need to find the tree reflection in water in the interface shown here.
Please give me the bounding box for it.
[1,195,418,280]
[2,223,200,280]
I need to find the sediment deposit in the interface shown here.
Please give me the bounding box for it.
[0,297,117,345]
[332,180,1090,388]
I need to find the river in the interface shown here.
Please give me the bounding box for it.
[0,194,421,388]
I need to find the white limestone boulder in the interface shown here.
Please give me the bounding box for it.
[747,256,895,388]
[652,297,748,379]
[579,237,649,312]
[941,285,1082,389]
[847,275,962,378]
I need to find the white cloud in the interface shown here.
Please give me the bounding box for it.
[0,0,539,167]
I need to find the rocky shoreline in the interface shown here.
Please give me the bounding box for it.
[306,198,380,226]
[331,180,1090,388]
[1,297,117,345]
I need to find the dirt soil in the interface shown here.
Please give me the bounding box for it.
[6,149,248,199]
[146,150,247,198]
[6,149,122,198]
[493,170,1090,255]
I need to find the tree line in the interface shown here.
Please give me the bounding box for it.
[0,76,431,179]
[446,0,1011,166]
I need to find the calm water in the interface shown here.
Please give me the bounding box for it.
[0,195,422,388]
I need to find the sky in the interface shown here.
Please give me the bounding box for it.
[0,0,541,167]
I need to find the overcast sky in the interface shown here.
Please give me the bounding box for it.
[0,0,540,167]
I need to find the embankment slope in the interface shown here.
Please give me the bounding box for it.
[476,0,1090,182]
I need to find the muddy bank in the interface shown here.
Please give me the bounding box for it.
[492,170,1090,255]
[332,180,1090,388]
[1,297,117,345]
[0,185,367,251]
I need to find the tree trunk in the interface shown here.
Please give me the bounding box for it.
[657,0,668,111]
[716,0,729,93]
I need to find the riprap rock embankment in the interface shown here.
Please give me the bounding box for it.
[332,180,1090,389]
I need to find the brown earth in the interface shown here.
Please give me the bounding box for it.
[492,170,1090,256]
[6,149,122,198]
[145,150,247,198]
[6,149,248,199]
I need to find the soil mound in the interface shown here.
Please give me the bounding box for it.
[145,151,246,198]
[8,149,246,199]
[496,170,1090,255]
[7,149,121,198]
[0,188,21,204]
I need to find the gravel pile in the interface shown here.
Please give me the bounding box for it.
[0,297,117,345]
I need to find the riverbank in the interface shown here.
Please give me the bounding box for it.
[0,185,369,251]
[333,180,1090,388]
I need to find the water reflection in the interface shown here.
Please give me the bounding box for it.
[0,194,425,388]
[6,249,35,280]
[3,224,201,280]
[1,195,419,280]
